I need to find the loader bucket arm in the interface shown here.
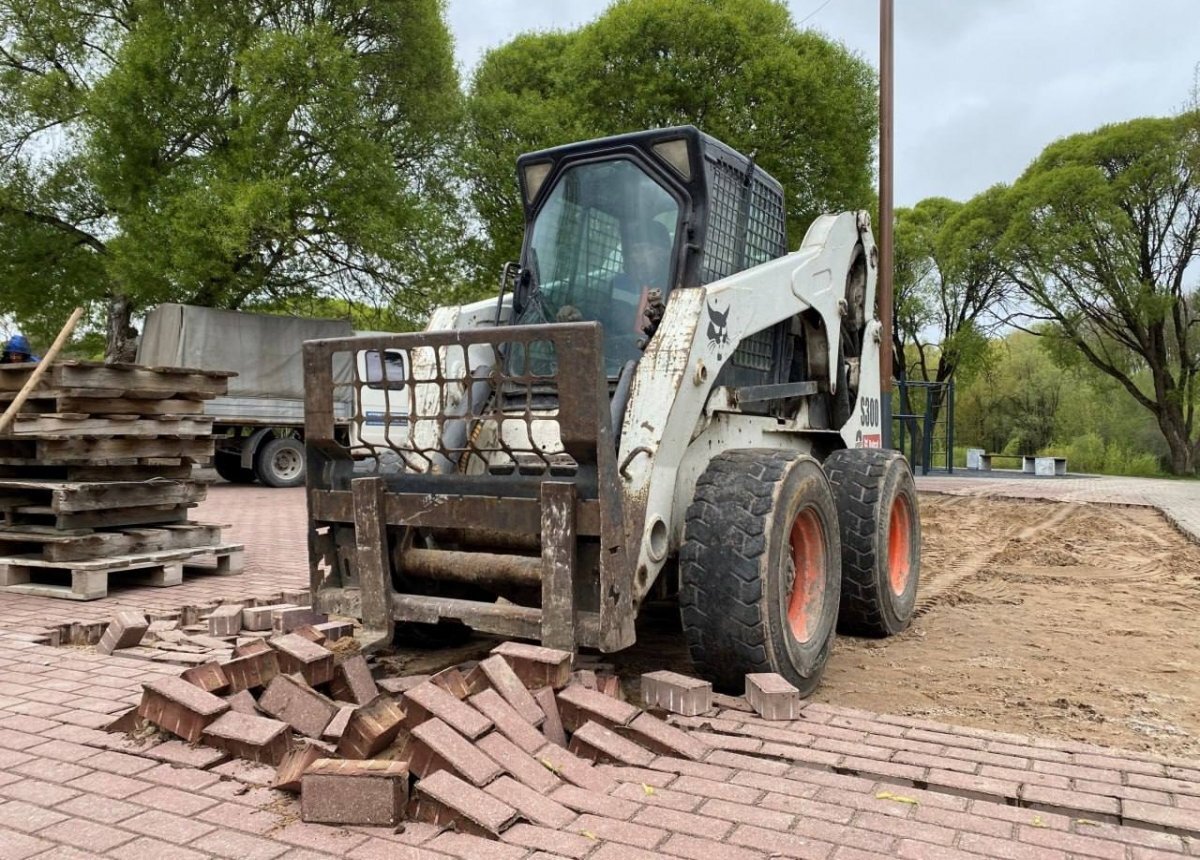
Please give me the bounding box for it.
[302,322,637,653]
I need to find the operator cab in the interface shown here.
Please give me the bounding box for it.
[512,126,789,381]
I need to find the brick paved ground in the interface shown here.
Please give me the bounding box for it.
[0,481,1197,858]
[917,472,1200,542]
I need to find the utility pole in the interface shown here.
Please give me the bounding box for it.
[878,0,895,448]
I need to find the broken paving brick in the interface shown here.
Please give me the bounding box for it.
[468,655,545,727]
[572,669,598,690]
[596,673,623,700]
[281,588,312,606]
[744,672,801,721]
[313,620,353,642]
[533,686,567,748]
[181,661,230,694]
[476,730,561,793]
[377,674,430,695]
[184,633,235,651]
[328,654,377,705]
[222,649,280,692]
[556,684,640,733]
[469,688,549,755]
[269,633,334,686]
[429,665,479,700]
[273,738,336,792]
[273,606,328,634]
[96,610,148,656]
[618,712,710,761]
[491,641,573,689]
[207,604,244,636]
[322,704,355,742]
[403,681,492,739]
[301,758,409,826]
[569,720,655,768]
[289,625,326,644]
[138,676,229,743]
[241,603,295,631]
[337,694,405,759]
[410,768,517,837]
[258,673,339,739]
[232,638,272,658]
[104,706,144,734]
[407,718,502,787]
[202,710,292,766]
[225,689,259,716]
[640,670,713,717]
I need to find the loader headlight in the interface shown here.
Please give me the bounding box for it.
[523,161,553,204]
[652,138,691,180]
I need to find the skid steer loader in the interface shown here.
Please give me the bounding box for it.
[303,126,921,694]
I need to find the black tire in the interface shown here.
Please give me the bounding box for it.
[213,451,256,484]
[823,448,921,637]
[680,449,842,695]
[254,437,306,488]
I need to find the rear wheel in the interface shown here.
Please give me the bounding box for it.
[680,449,842,695]
[254,437,306,488]
[214,451,256,484]
[823,448,920,636]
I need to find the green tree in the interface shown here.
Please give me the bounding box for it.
[0,0,464,359]
[890,191,1013,465]
[1001,113,1200,474]
[463,0,877,278]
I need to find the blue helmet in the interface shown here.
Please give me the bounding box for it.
[6,334,31,356]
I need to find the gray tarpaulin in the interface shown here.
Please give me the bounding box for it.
[137,304,355,399]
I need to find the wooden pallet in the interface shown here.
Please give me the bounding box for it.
[0,360,232,400]
[0,543,245,600]
[0,477,205,512]
[8,396,205,417]
[1,503,195,531]
[0,437,214,466]
[0,522,223,563]
[3,413,214,437]
[0,463,193,482]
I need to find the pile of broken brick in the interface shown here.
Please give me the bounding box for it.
[102,609,805,837]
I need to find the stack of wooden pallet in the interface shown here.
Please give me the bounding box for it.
[0,360,244,600]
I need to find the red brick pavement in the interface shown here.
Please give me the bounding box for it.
[0,484,1196,858]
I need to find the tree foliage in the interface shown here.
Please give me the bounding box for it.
[463,0,878,277]
[1000,113,1200,474]
[0,0,466,358]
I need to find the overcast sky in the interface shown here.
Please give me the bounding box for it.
[446,0,1198,206]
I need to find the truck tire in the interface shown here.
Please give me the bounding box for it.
[823,448,920,637]
[214,451,256,484]
[254,437,306,488]
[680,449,842,695]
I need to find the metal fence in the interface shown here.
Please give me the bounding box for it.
[893,379,955,475]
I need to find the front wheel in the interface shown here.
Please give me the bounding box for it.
[254,437,306,488]
[214,451,256,484]
[823,448,921,636]
[680,449,842,695]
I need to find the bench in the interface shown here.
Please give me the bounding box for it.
[968,451,1067,476]
[1023,455,1068,476]
[976,452,1022,471]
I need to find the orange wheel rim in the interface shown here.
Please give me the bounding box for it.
[888,494,913,596]
[785,508,825,643]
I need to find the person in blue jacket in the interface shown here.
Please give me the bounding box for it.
[1,334,39,364]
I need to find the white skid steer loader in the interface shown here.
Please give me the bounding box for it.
[303,126,921,694]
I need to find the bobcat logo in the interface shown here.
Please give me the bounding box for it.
[707,300,730,354]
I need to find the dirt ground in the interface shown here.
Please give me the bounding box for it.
[816,494,1200,759]
[609,494,1200,759]
[380,493,1200,759]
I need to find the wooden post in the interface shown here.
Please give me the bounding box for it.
[0,307,84,436]
[540,481,577,653]
[351,476,394,650]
